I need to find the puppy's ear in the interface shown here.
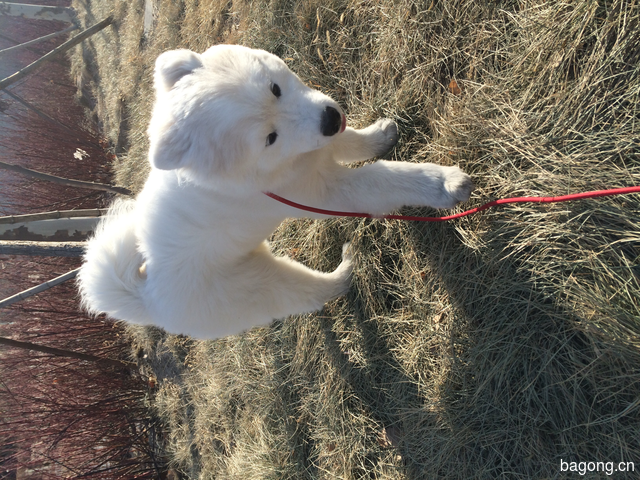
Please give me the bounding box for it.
[148,118,191,171]
[154,49,203,93]
[149,114,242,175]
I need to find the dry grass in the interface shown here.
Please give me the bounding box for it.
[71,0,640,477]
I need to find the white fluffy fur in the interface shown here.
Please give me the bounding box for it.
[78,45,473,339]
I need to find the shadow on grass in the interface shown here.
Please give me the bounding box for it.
[315,214,640,479]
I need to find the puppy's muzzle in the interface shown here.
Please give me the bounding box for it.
[321,106,344,136]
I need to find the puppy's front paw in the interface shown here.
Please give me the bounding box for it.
[442,166,474,205]
[369,118,399,156]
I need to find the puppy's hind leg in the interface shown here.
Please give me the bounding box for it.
[236,242,353,321]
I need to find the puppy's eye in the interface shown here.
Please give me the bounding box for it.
[271,83,281,98]
[266,132,278,146]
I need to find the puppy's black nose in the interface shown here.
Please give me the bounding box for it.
[321,106,343,136]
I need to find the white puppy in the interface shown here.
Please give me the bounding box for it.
[78,45,473,339]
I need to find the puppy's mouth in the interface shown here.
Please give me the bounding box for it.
[340,114,347,134]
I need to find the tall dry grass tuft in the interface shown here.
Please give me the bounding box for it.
[72,0,640,477]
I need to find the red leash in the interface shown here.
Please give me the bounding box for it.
[264,186,640,222]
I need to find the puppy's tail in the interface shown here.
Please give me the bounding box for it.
[77,198,150,324]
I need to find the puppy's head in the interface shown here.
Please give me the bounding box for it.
[147,45,346,187]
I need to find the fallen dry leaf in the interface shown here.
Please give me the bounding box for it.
[448,79,462,95]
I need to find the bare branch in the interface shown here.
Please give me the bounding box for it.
[0,25,78,57]
[0,208,108,225]
[0,16,114,91]
[0,240,85,256]
[0,160,132,196]
[0,268,80,308]
[0,336,130,369]
[0,3,77,23]
[1,89,94,143]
